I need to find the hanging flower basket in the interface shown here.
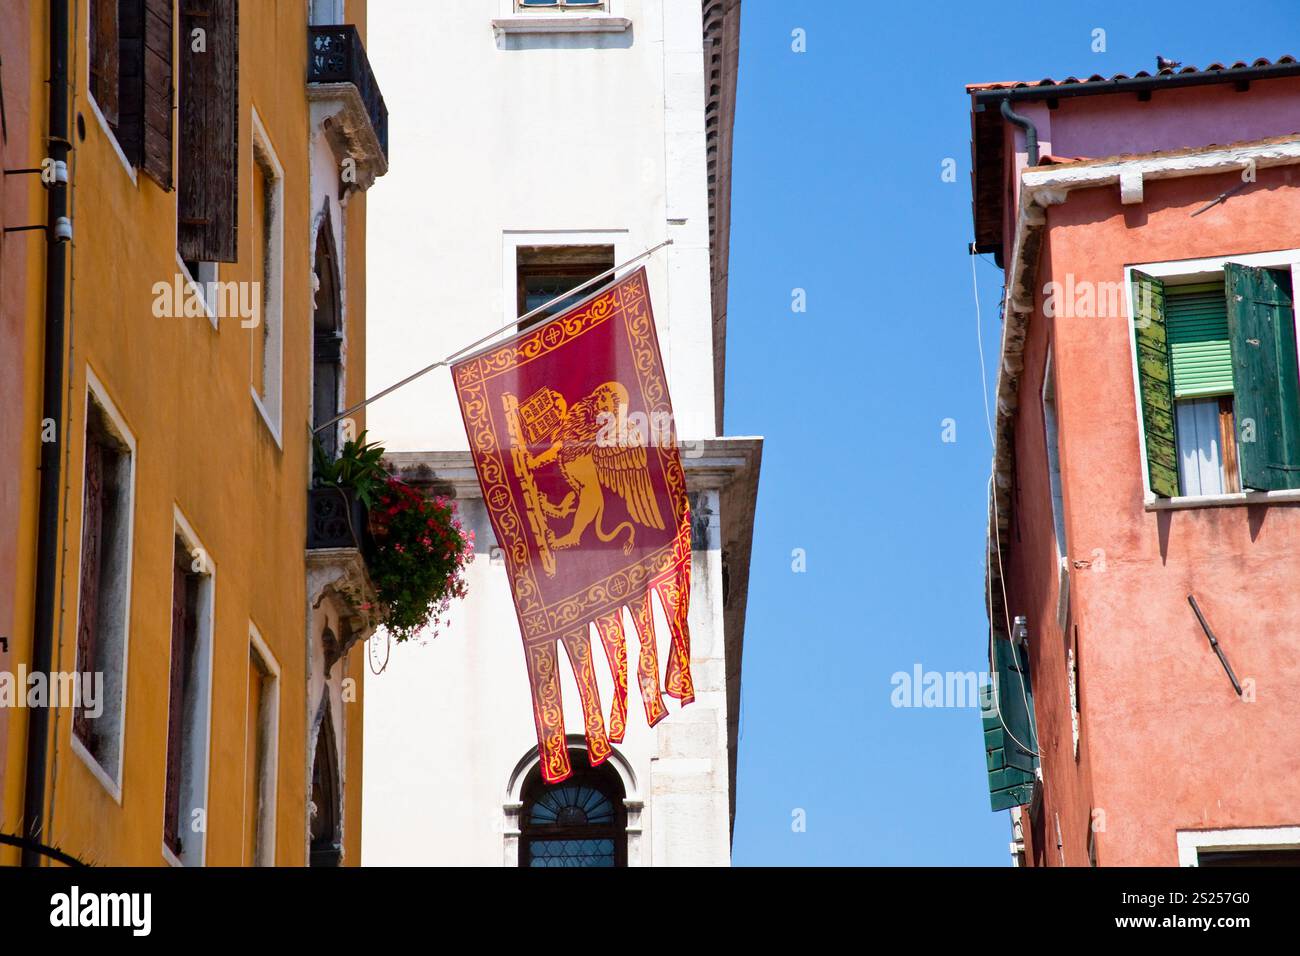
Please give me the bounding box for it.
[313,432,473,641]
[364,477,473,641]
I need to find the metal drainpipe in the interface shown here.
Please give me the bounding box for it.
[22,0,70,867]
[1000,98,1040,167]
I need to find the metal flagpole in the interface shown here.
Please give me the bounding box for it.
[314,238,674,434]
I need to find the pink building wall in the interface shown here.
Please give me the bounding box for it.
[998,89,1300,865]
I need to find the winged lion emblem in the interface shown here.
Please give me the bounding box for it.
[502,381,665,576]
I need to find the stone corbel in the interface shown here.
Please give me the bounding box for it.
[307,547,376,668]
[308,86,389,197]
[1119,169,1144,205]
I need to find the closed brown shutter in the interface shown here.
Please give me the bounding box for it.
[163,545,189,856]
[73,437,105,748]
[141,0,174,187]
[90,0,121,125]
[177,0,238,262]
[116,1,144,163]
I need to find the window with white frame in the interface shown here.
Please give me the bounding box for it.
[163,513,215,867]
[88,0,174,187]
[1042,353,1070,626]
[245,626,280,867]
[1131,254,1300,500]
[178,257,219,328]
[250,112,285,442]
[515,244,616,331]
[518,0,605,10]
[1177,826,1300,866]
[72,372,136,796]
[1041,353,1067,562]
[1067,626,1080,760]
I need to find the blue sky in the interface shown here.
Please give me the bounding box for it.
[725,0,1300,865]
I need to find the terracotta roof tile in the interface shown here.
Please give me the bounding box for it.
[965,55,1296,93]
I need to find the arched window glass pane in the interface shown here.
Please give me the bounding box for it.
[529,838,616,868]
[520,750,625,867]
[529,785,615,827]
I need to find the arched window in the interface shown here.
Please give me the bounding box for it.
[519,751,626,867]
[309,698,342,867]
[312,214,343,460]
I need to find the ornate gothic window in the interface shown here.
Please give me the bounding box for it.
[519,752,626,867]
[310,698,342,867]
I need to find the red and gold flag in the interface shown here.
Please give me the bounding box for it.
[452,267,693,783]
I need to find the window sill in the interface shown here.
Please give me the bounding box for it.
[88,93,138,187]
[70,732,123,806]
[1146,488,1300,511]
[491,15,631,34]
[176,255,219,330]
[1054,556,1070,630]
[252,389,284,450]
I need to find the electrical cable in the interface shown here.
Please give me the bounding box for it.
[974,253,1040,759]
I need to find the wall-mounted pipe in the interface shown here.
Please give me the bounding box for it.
[1000,98,1040,167]
[22,0,70,868]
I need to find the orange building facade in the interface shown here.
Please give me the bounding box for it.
[0,0,387,866]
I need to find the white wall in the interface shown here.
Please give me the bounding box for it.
[362,0,729,866]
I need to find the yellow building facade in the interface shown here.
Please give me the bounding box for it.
[0,0,387,866]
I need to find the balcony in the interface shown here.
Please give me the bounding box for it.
[307,24,389,193]
[305,485,376,669]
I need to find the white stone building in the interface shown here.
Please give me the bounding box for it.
[361,0,757,866]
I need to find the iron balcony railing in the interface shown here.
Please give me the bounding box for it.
[308,24,389,161]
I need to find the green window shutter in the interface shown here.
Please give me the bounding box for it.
[1225,263,1300,491]
[1131,270,1179,497]
[1168,282,1234,398]
[981,636,1038,811]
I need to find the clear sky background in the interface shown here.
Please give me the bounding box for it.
[726,0,1300,865]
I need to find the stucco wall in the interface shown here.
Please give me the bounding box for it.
[14,0,374,866]
[0,0,39,866]
[1006,164,1300,866]
[361,0,732,865]
[1021,78,1300,164]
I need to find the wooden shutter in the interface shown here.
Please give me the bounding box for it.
[1226,263,1300,491]
[141,0,174,187]
[1131,270,1179,497]
[178,0,238,262]
[116,0,144,163]
[73,437,106,747]
[1167,282,1234,398]
[90,0,121,125]
[164,546,189,855]
[982,637,1038,811]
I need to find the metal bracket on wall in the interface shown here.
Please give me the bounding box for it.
[1187,594,1243,696]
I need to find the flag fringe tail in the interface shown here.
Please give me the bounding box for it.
[560,625,612,766]
[630,590,670,727]
[527,575,693,784]
[595,611,630,743]
[524,639,572,784]
[658,562,695,704]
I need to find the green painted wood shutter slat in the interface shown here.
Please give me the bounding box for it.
[981,637,1039,811]
[1131,270,1179,497]
[1168,282,1234,398]
[1226,263,1300,490]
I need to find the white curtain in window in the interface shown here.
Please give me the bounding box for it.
[1175,398,1224,496]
